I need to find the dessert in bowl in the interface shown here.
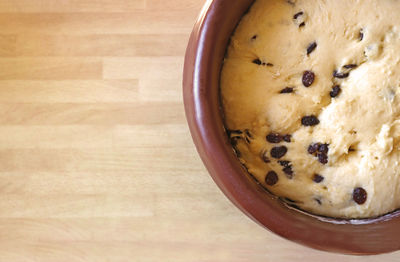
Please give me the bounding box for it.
[183,0,400,254]
[222,0,400,219]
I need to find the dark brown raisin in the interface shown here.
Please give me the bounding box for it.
[314,198,322,205]
[343,64,357,69]
[308,143,320,154]
[261,62,274,67]
[278,160,290,167]
[280,87,294,94]
[252,58,262,65]
[301,115,320,126]
[266,133,282,143]
[307,42,317,55]
[330,85,341,98]
[299,22,305,27]
[283,166,294,178]
[265,171,279,186]
[317,152,328,164]
[318,143,329,154]
[333,70,349,79]
[283,134,292,142]
[302,71,315,87]
[313,174,324,183]
[270,146,288,159]
[293,11,304,19]
[359,29,364,41]
[353,187,367,205]
[251,35,258,40]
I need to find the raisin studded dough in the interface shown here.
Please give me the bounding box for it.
[221,0,400,219]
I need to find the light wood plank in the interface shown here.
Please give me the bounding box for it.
[0,35,16,56]
[0,80,139,103]
[139,78,183,102]
[0,13,197,34]
[0,170,214,196]
[0,103,184,125]
[16,34,188,57]
[146,0,206,10]
[0,124,189,148]
[0,147,199,172]
[0,0,146,12]
[103,57,183,79]
[0,58,102,80]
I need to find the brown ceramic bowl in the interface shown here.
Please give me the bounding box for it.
[183,0,400,255]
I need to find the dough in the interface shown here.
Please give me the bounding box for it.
[221,0,400,219]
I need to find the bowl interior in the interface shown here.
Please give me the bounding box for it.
[183,0,400,255]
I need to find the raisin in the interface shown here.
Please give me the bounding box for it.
[313,174,324,183]
[359,29,364,41]
[308,143,320,154]
[353,187,367,205]
[266,133,282,143]
[265,171,279,186]
[318,143,329,154]
[251,35,258,40]
[265,63,274,67]
[317,152,328,165]
[278,160,291,167]
[308,143,329,164]
[283,166,294,178]
[302,71,315,87]
[307,42,317,55]
[283,134,292,142]
[301,115,320,126]
[293,11,304,19]
[330,85,341,98]
[299,22,305,27]
[280,87,294,94]
[270,146,288,159]
[252,58,262,65]
[343,64,357,69]
[333,70,349,79]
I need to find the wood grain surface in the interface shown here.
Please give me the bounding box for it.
[0,0,398,261]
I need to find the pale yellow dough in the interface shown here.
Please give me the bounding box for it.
[221,0,400,218]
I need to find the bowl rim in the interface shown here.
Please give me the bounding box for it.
[183,0,400,255]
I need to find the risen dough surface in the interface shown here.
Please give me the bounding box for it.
[221,0,400,218]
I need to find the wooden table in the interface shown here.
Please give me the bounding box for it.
[0,0,398,261]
